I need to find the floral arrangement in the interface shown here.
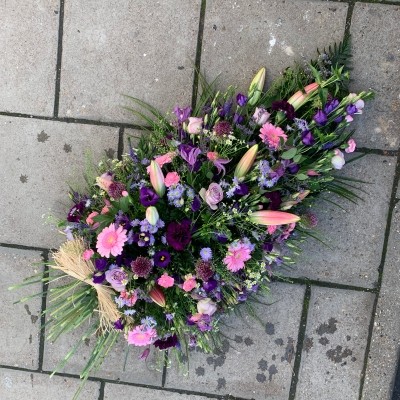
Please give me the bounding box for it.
[17,39,372,394]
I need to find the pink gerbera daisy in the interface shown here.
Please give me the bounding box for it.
[259,122,287,150]
[96,223,127,258]
[223,241,252,272]
[127,325,158,346]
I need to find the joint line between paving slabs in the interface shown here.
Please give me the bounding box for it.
[344,1,355,37]
[191,0,207,111]
[53,0,65,118]
[0,242,50,253]
[288,284,311,400]
[38,250,50,372]
[358,150,400,399]
[98,381,105,400]
[117,127,124,160]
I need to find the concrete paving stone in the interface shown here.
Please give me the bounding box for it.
[104,384,205,400]
[165,283,305,400]
[0,368,99,400]
[361,204,400,400]
[201,0,347,95]
[350,4,400,150]
[0,116,118,248]
[0,248,42,369]
[42,319,163,386]
[59,0,200,123]
[284,154,396,288]
[296,287,375,400]
[0,1,59,116]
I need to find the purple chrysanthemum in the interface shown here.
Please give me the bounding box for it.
[166,220,192,251]
[139,187,159,207]
[200,247,212,261]
[131,256,153,277]
[154,250,171,268]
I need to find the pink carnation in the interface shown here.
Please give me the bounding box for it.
[183,276,197,292]
[82,249,94,261]
[86,211,99,229]
[96,223,127,258]
[164,172,180,187]
[127,325,158,346]
[157,273,175,288]
[155,152,175,167]
[223,241,252,272]
[345,138,356,153]
[259,123,287,150]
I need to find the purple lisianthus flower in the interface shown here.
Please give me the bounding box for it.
[236,93,248,107]
[346,104,358,115]
[313,110,328,126]
[265,191,282,210]
[173,106,191,123]
[67,201,85,222]
[139,187,159,207]
[154,334,179,350]
[114,319,124,330]
[234,183,249,196]
[92,271,106,284]
[95,258,108,271]
[233,113,244,124]
[191,195,201,212]
[287,163,300,174]
[154,250,171,268]
[301,130,315,146]
[219,100,233,117]
[324,99,339,114]
[215,233,228,243]
[166,220,192,251]
[105,267,127,291]
[334,115,344,123]
[203,278,218,292]
[179,144,202,168]
[272,100,295,121]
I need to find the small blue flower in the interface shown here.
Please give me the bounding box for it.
[200,247,212,261]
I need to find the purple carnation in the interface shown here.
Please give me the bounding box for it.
[139,187,159,207]
[313,110,328,126]
[272,100,295,121]
[154,334,179,350]
[265,191,282,210]
[166,220,192,251]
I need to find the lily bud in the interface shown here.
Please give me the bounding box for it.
[249,210,300,226]
[248,67,266,106]
[149,286,166,307]
[234,144,258,179]
[288,82,319,110]
[149,160,166,197]
[146,206,159,225]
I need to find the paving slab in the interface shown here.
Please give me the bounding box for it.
[165,283,305,400]
[59,0,200,123]
[362,203,400,400]
[104,384,205,400]
[0,1,59,116]
[296,287,374,400]
[201,0,347,94]
[42,318,163,386]
[0,248,42,369]
[0,117,118,248]
[0,368,99,400]
[284,154,396,288]
[350,4,400,150]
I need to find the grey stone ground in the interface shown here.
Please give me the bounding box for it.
[1,0,399,399]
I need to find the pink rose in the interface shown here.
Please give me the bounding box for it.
[82,249,94,260]
[345,138,356,153]
[164,172,180,187]
[187,117,203,134]
[199,183,223,210]
[183,276,197,292]
[157,273,175,288]
[197,298,217,316]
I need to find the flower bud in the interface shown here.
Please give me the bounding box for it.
[149,160,166,197]
[149,286,166,307]
[288,82,319,110]
[234,144,258,179]
[146,206,159,225]
[248,68,266,106]
[249,210,300,226]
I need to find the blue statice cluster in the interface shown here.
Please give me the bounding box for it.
[257,160,278,189]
